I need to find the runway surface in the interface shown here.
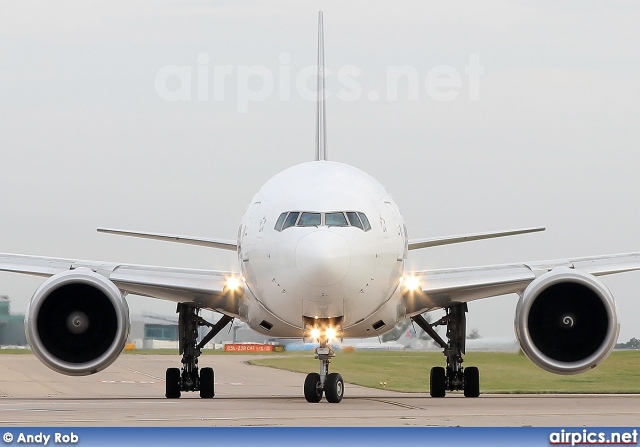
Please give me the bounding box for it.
[1,353,639,426]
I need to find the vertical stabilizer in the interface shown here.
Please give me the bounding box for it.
[315,11,327,161]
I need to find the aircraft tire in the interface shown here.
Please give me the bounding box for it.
[325,373,344,403]
[200,367,215,398]
[430,366,446,397]
[165,368,181,399]
[304,373,323,403]
[463,366,480,398]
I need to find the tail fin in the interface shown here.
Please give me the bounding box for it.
[315,11,327,161]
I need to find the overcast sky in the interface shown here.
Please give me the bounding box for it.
[1,1,639,342]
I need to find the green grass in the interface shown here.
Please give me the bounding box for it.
[0,348,33,354]
[249,350,640,394]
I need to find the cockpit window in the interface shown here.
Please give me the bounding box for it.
[298,212,321,227]
[325,212,349,227]
[275,211,371,232]
[275,212,287,231]
[346,212,363,230]
[283,212,300,229]
[358,212,372,231]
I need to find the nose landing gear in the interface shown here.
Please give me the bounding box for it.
[302,316,344,403]
[304,344,344,403]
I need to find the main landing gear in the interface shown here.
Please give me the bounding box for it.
[412,303,480,398]
[165,303,233,399]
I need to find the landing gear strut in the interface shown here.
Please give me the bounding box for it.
[302,317,344,403]
[165,303,233,399]
[412,303,480,398]
[304,341,344,403]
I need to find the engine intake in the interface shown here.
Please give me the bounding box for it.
[515,267,618,374]
[25,269,129,376]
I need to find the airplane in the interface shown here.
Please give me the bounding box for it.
[1,11,639,403]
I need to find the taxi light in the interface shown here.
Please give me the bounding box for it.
[404,276,421,292]
[226,277,241,291]
[310,328,321,339]
[326,327,337,341]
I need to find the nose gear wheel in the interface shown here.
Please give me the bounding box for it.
[303,338,344,403]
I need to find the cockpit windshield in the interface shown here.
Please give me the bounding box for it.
[274,211,371,232]
[325,212,348,227]
[298,212,322,227]
[346,212,363,230]
[282,212,300,230]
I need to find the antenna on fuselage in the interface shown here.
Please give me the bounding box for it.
[315,11,328,161]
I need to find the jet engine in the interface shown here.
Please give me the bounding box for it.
[515,267,618,374]
[25,268,130,376]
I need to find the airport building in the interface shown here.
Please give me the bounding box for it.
[129,312,273,349]
[0,295,27,346]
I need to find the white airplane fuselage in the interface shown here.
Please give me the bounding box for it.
[237,161,408,339]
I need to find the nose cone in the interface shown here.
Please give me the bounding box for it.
[296,231,351,286]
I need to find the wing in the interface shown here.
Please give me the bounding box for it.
[97,228,238,251]
[0,252,243,317]
[408,226,545,250]
[403,252,640,315]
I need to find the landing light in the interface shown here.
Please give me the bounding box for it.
[326,327,337,341]
[404,276,421,292]
[310,328,321,339]
[226,277,241,291]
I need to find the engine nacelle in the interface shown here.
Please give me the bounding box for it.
[515,267,618,374]
[25,269,130,376]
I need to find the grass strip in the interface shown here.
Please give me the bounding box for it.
[249,350,640,394]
